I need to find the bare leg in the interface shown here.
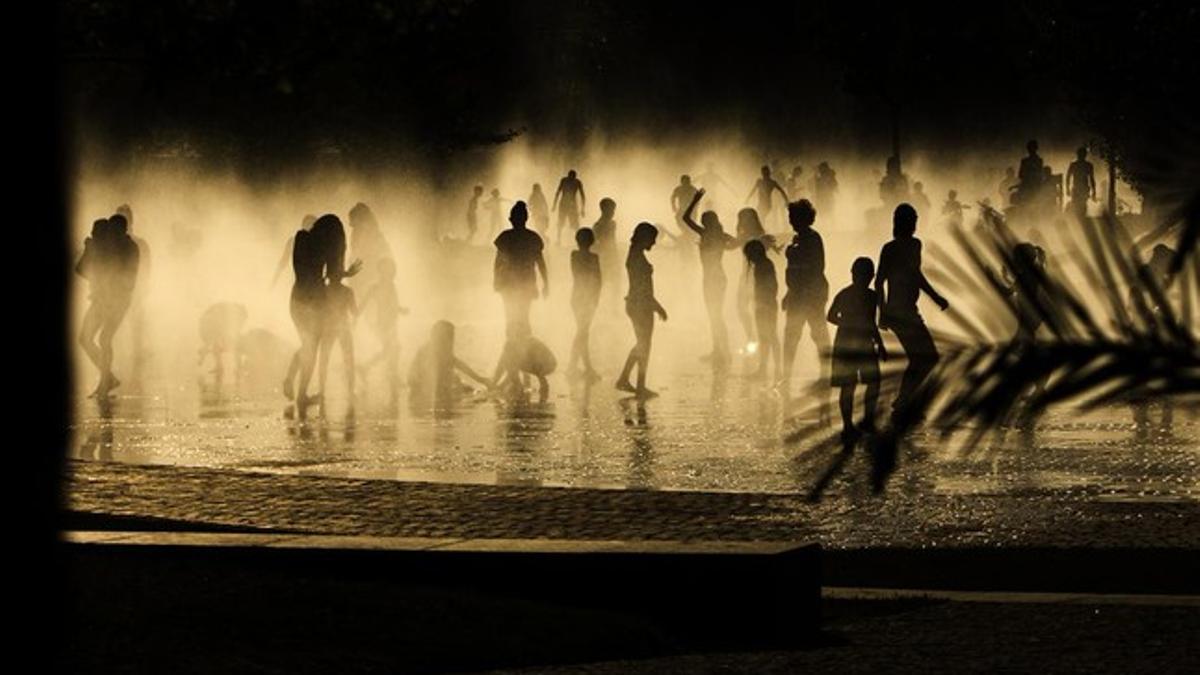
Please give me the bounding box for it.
[838,384,855,431]
[863,381,880,431]
[79,302,104,372]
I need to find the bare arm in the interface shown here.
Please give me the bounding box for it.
[773,180,790,203]
[455,357,493,387]
[577,182,586,215]
[745,182,757,204]
[536,250,549,298]
[552,181,563,211]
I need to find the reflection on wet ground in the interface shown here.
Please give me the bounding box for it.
[70,370,1199,505]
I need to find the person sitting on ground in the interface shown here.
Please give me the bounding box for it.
[408,321,492,407]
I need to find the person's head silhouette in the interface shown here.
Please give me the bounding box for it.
[948,189,958,201]
[575,227,595,250]
[1027,140,1039,155]
[491,188,500,198]
[787,199,816,232]
[631,222,658,250]
[115,204,133,230]
[893,203,918,239]
[914,181,925,194]
[743,239,767,263]
[567,169,577,180]
[700,210,722,232]
[109,213,128,237]
[509,201,529,229]
[760,165,771,178]
[681,175,691,186]
[349,202,376,229]
[599,197,616,218]
[532,183,542,194]
[1076,146,1088,160]
[737,207,762,236]
[474,185,483,195]
[851,257,875,286]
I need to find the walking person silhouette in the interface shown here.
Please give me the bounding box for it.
[876,203,949,424]
[553,169,586,245]
[616,223,668,398]
[780,200,831,420]
[682,188,739,370]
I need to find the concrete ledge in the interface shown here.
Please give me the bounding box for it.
[62,531,822,649]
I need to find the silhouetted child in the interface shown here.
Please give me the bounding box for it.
[941,190,966,228]
[744,240,780,381]
[483,188,510,239]
[358,258,410,411]
[569,228,601,380]
[494,335,558,403]
[828,257,888,443]
[408,321,492,407]
[198,302,249,386]
[317,277,358,417]
[466,185,483,241]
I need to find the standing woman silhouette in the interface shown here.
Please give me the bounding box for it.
[615,222,668,398]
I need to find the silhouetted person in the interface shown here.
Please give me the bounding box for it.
[828,257,888,443]
[408,320,491,408]
[76,215,139,398]
[670,175,699,238]
[1015,140,1045,208]
[781,200,831,406]
[998,166,1019,208]
[483,188,511,240]
[682,188,739,369]
[814,161,838,220]
[494,335,558,403]
[316,279,359,418]
[747,165,788,227]
[942,190,967,228]
[494,201,549,338]
[568,228,601,381]
[911,181,931,215]
[349,202,394,286]
[198,302,248,387]
[466,185,483,241]
[735,207,772,351]
[553,169,586,244]
[878,155,910,211]
[1067,146,1096,220]
[273,214,316,287]
[115,204,150,383]
[696,162,735,203]
[786,165,806,200]
[358,257,409,412]
[528,183,550,236]
[591,197,621,310]
[494,201,549,394]
[286,214,361,420]
[744,240,780,381]
[876,203,949,422]
[616,222,668,398]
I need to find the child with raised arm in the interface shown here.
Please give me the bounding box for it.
[828,257,889,444]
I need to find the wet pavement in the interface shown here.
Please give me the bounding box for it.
[67,368,1200,548]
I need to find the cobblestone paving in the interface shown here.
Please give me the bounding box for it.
[66,460,1200,548]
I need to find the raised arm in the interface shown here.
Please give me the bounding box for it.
[773,180,790,203]
[681,189,705,237]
